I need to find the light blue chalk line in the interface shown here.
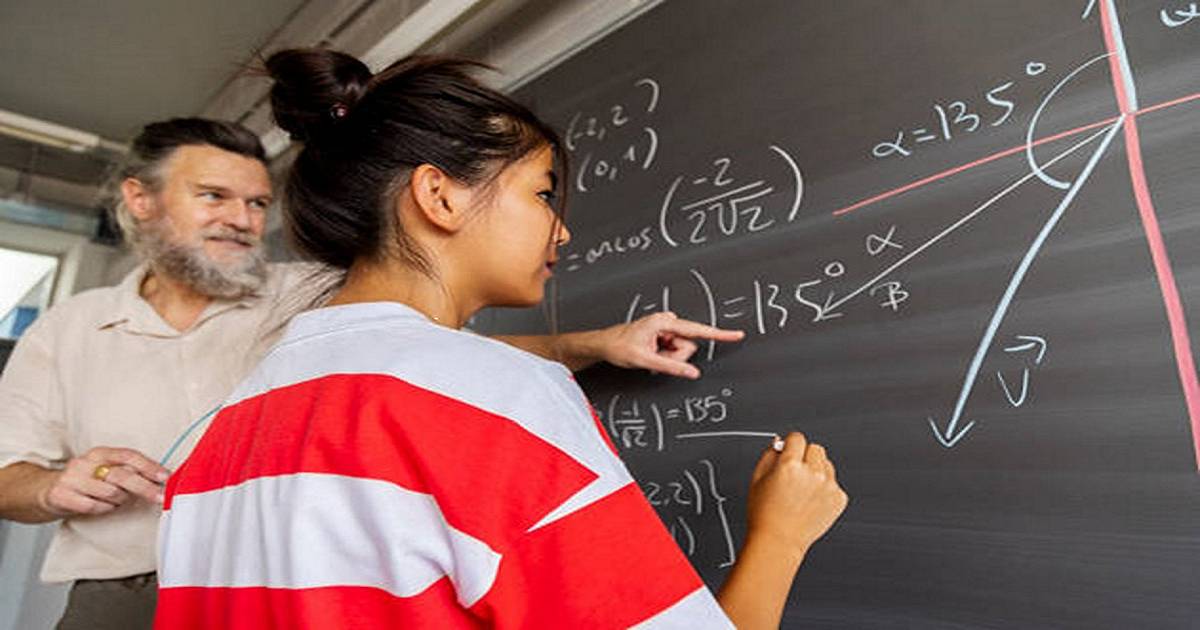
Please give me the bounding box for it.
[932,116,1125,447]
[1103,0,1140,111]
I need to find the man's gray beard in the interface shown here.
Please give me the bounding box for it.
[136,220,267,300]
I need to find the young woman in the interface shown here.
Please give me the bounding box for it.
[154,50,848,629]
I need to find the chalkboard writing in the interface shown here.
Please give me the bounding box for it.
[477,1,1200,627]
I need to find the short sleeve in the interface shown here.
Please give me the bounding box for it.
[463,360,732,628]
[469,480,731,628]
[0,317,68,469]
[268,262,341,323]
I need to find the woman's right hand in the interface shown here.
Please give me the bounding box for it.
[715,433,848,628]
[744,432,848,561]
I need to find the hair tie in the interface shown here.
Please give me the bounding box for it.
[329,103,349,120]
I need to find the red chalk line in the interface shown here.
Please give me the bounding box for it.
[831,92,1200,217]
[829,10,1200,470]
[830,8,1200,465]
[1098,0,1200,471]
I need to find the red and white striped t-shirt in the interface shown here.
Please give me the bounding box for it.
[155,302,733,629]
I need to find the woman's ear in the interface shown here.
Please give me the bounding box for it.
[120,177,158,222]
[408,164,474,233]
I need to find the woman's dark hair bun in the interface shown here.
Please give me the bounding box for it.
[269,48,567,271]
[265,49,372,143]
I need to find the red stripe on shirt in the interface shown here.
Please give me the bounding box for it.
[590,405,621,456]
[166,373,596,548]
[470,482,706,628]
[155,578,480,630]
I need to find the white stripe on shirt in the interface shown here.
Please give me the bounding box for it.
[158,472,502,607]
[632,586,738,629]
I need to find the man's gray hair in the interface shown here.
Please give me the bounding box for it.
[105,118,267,250]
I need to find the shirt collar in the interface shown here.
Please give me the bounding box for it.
[281,302,434,343]
[94,263,266,336]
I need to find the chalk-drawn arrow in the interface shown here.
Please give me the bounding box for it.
[794,280,843,322]
[1004,335,1047,364]
[997,368,1031,407]
[814,291,842,322]
[929,117,1124,449]
[996,335,1044,407]
[818,123,1115,320]
[928,415,977,448]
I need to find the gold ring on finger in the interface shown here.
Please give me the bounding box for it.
[92,464,112,481]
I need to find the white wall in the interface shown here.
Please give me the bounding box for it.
[0,219,125,304]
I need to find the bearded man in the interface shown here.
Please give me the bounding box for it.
[0,118,741,629]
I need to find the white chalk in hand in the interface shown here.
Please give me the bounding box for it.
[772,435,785,452]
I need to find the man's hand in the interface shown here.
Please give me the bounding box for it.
[572,311,745,378]
[36,447,170,518]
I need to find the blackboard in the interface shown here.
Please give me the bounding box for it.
[477,1,1200,627]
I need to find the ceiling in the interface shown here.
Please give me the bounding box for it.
[0,0,307,141]
[0,0,656,234]
[0,0,422,224]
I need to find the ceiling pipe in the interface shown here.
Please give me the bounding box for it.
[360,0,487,71]
[0,109,127,155]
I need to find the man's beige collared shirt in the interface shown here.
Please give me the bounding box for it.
[0,262,330,581]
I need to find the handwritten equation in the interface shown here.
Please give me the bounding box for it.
[872,61,1050,160]
[658,148,804,247]
[563,226,654,272]
[640,460,738,568]
[601,386,736,452]
[550,0,1197,464]
[565,78,661,193]
[562,147,805,273]
[623,224,909,353]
